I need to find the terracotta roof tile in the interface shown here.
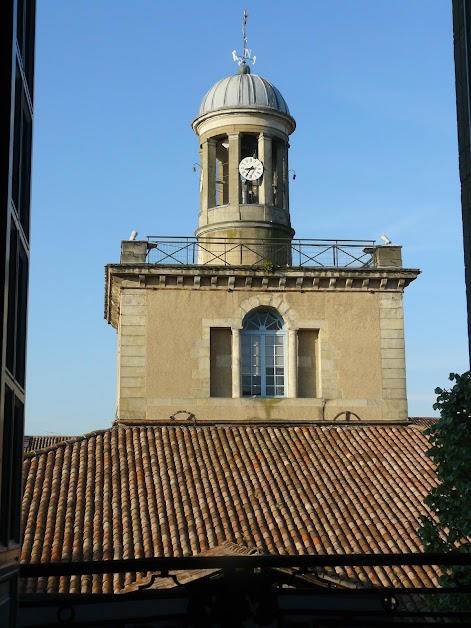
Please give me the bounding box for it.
[24,435,76,452]
[408,417,439,428]
[21,424,439,594]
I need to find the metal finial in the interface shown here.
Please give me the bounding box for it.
[242,9,248,60]
[231,9,256,68]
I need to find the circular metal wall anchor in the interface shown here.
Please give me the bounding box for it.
[169,410,196,422]
[332,411,362,422]
[57,604,75,623]
[381,594,399,613]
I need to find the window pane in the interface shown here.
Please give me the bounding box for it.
[241,310,285,397]
[243,309,284,331]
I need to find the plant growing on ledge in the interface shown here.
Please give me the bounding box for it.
[419,371,471,612]
[261,260,274,274]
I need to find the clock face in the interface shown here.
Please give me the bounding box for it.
[239,157,264,181]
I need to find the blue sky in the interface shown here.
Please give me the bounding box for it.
[27,1,468,435]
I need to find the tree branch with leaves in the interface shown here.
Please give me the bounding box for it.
[419,371,471,611]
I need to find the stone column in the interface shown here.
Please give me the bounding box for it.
[201,140,210,220]
[232,328,241,398]
[198,146,203,217]
[207,138,217,210]
[276,142,285,209]
[258,133,273,206]
[284,142,290,211]
[288,329,297,398]
[228,133,240,208]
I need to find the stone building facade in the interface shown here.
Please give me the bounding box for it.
[105,59,419,424]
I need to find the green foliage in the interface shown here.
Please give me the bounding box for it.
[261,260,274,274]
[419,372,471,614]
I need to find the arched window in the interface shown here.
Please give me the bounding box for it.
[241,309,286,397]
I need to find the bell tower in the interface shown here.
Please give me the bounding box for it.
[107,11,419,425]
[191,15,296,265]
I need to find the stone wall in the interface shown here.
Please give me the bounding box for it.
[109,266,415,422]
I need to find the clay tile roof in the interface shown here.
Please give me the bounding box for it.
[24,435,76,453]
[21,424,439,595]
[408,417,439,428]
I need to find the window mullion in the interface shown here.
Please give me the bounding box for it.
[250,335,255,395]
[261,333,266,396]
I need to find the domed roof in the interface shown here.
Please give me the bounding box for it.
[198,65,290,117]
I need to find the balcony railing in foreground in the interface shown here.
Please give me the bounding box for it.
[19,553,471,626]
[146,236,377,268]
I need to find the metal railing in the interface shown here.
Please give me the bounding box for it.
[19,554,471,626]
[146,236,376,268]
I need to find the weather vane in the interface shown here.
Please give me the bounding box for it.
[232,9,256,66]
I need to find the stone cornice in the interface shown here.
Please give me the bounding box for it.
[192,106,296,136]
[105,264,419,328]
